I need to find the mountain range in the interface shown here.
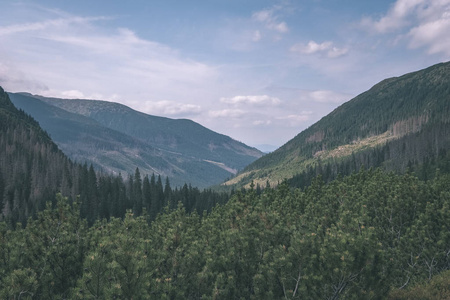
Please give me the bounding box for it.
[225,61,450,188]
[5,61,450,191]
[2,59,450,299]
[8,93,263,188]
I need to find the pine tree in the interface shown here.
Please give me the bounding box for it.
[132,168,143,216]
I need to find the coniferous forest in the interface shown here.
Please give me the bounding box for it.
[1,67,450,300]
[0,87,229,228]
[0,169,449,299]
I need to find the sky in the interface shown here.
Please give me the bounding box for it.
[1,0,449,151]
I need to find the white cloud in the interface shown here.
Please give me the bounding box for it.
[0,11,217,110]
[208,109,245,118]
[290,41,348,58]
[220,95,281,105]
[252,30,262,42]
[327,47,350,58]
[360,0,424,33]
[308,90,350,104]
[292,41,332,54]
[277,111,313,127]
[61,90,85,98]
[408,10,450,55]
[0,16,108,36]
[360,0,450,56]
[142,100,202,117]
[253,120,272,126]
[0,62,48,91]
[285,114,310,122]
[252,7,289,33]
[272,22,289,33]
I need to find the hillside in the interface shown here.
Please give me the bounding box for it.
[226,61,450,188]
[0,86,76,225]
[8,93,263,188]
[1,86,231,226]
[34,96,262,168]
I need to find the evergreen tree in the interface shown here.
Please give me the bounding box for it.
[142,174,152,216]
[132,168,143,216]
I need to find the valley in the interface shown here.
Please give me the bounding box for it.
[1,58,449,299]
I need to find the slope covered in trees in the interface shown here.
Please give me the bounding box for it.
[9,92,263,188]
[35,95,262,168]
[8,92,233,188]
[1,168,449,299]
[0,86,229,226]
[226,61,450,188]
[0,86,76,225]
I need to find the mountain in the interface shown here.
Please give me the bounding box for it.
[0,86,77,224]
[226,61,450,188]
[1,86,232,227]
[8,93,263,188]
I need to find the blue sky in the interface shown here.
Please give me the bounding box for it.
[1,0,449,151]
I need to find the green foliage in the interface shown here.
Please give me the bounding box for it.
[388,270,450,300]
[0,268,38,299]
[73,213,151,299]
[1,169,449,298]
[0,194,87,299]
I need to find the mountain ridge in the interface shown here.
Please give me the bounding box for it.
[225,61,450,188]
[28,94,262,164]
[9,92,263,188]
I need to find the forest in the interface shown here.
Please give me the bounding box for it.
[0,86,229,228]
[1,79,450,299]
[0,168,449,299]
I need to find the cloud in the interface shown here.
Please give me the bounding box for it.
[252,7,289,33]
[208,109,245,118]
[253,120,272,126]
[0,62,48,91]
[220,95,281,105]
[143,100,202,117]
[61,90,85,98]
[252,30,262,42]
[0,16,108,36]
[290,41,348,58]
[0,10,217,110]
[277,111,313,126]
[408,10,450,55]
[284,114,311,122]
[360,0,424,33]
[308,90,350,104]
[360,0,450,56]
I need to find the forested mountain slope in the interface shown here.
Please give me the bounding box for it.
[8,93,263,188]
[1,86,230,226]
[33,96,262,169]
[0,86,76,224]
[226,61,450,188]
